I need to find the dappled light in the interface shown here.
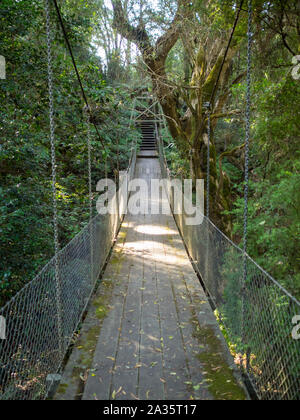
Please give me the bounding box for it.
[134,224,178,236]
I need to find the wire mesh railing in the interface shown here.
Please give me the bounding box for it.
[0,149,136,400]
[157,131,300,400]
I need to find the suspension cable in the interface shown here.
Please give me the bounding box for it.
[200,0,244,220]
[86,118,94,283]
[209,0,245,107]
[206,108,211,218]
[243,0,253,267]
[45,0,63,358]
[87,122,93,226]
[51,0,109,156]
[242,0,253,352]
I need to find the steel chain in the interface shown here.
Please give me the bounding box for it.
[86,118,94,283]
[45,0,63,358]
[242,0,253,347]
[207,109,211,219]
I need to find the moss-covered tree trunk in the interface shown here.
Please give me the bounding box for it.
[112,0,240,234]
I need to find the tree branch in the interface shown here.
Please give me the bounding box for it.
[210,109,242,120]
[111,0,152,51]
[155,0,191,61]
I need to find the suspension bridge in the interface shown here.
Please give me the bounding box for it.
[0,0,299,401]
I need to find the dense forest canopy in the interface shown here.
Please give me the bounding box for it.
[0,0,299,306]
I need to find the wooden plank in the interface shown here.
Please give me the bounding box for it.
[109,221,144,400]
[151,221,192,400]
[138,225,165,400]
[63,155,247,401]
[82,225,133,401]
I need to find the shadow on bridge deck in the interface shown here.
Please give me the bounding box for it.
[55,157,248,401]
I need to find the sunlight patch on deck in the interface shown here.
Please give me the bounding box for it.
[134,224,178,236]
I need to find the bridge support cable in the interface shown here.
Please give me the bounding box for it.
[243,0,253,277]
[45,0,64,360]
[242,0,253,365]
[209,0,245,106]
[193,0,245,146]
[203,102,212,219]
[207,109,211,219]
[86,118,94,284]
[204,103,211,294]
[51,0,112,166]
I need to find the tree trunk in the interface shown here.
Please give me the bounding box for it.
[111,0,235,235]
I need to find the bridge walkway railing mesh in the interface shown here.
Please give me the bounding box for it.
[0,150,137,400]
[157,130,300,401]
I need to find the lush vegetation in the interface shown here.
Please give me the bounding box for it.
[0,0,299,307]
[0,0,140,306]
[143,0,300,299]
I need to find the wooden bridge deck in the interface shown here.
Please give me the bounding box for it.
[56,157,247,401]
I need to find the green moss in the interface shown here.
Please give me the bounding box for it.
[70,286,113,384]
[193,325,246,400]
[56,383,68,395]
[118,230,127,244]
[109,249,124,272]
[110,255,121,264]
[92,285,112,320]
[75,326,101,368]
[101,279,114,290]
[94,301,109,320]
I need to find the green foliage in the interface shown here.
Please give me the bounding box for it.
[1,0,299,307]
[0,0,140,306]
[230,166,300,299]
[214,1,300,299]
[161,127,189,178]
